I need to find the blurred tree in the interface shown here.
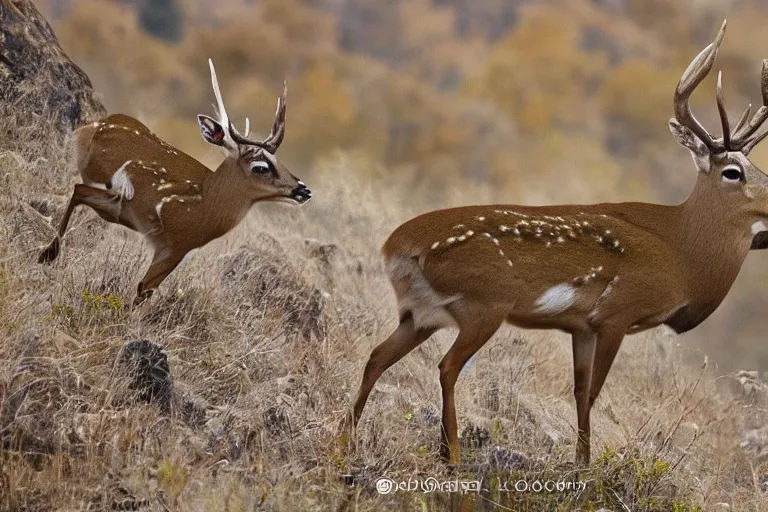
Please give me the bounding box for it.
[597,59,676,154]
[395,0,489,91]
[464,5,608,134]
[56,0,197,117]
[262,0,336,51]
[138,0,184,43]
[433,0,520,40]
[337,0,401,59]
[282,59,360,165]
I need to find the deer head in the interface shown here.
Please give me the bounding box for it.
[670,20,768,229]
[197,59,311,205]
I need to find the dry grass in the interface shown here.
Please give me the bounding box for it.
[1,115,767,512]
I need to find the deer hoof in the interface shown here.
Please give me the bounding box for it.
[132,291,152,308]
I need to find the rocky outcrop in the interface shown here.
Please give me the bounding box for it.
[0,0,106,150]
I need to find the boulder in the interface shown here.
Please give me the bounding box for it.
[0,0,106,152]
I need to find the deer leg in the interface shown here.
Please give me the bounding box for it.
[133,249,187,307]
[351,312,436,427]
[572,330,597,466]
[438,312,504,464]
[39,184,121,264]
[588,331,625,410]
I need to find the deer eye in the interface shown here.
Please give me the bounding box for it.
[250,160,271,174]
[721,165,743,182]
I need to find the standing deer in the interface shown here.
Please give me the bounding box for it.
[348,20,768,465]
[38,59,311,306]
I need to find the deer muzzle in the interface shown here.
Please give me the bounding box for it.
[291,181,312,204]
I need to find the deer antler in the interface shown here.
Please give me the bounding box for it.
[207,58,250,141]
[229,80,287,154]
[265,80,288,151]
[732,59,768,154]
[674,20,768,155]
[673,20,727,153]
[716,71,731,150]
[207,58,286,151]
[208,58,231,134]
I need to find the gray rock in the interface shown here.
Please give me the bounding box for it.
[0,0,106,153]
[118,339,173,415]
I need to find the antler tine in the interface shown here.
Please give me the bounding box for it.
[263,80,287,152]
[673,19,727,152]
[226,118,251,139]
[228,81,287,152]
[733,103,752,133]
[742,126,768,154]
[208,58,230,129]
[716,71,731,150]
[732,59,768,148]
[208,59,256,144]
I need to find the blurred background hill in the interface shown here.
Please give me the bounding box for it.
[31,0,768,372]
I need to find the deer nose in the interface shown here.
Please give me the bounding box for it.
[291,181,312,204]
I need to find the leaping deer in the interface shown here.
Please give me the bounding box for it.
[38,60,311,306]
[348,20,768,466]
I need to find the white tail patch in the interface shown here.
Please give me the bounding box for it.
[386,254,460,330]
[534,284,576,315]
[111,161,135,200]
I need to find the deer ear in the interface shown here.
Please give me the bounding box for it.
[197,115,228,146]
[669,118,710,171]
[669,118,708,156]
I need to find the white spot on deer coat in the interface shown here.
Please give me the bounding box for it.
[111,161,135,200]
[751,220,768,235]
[535,284,576,315]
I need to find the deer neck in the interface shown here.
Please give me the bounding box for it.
[199,161,252,239]
[673,177,753,305]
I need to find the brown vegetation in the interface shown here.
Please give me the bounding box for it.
[2,0,768,509]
